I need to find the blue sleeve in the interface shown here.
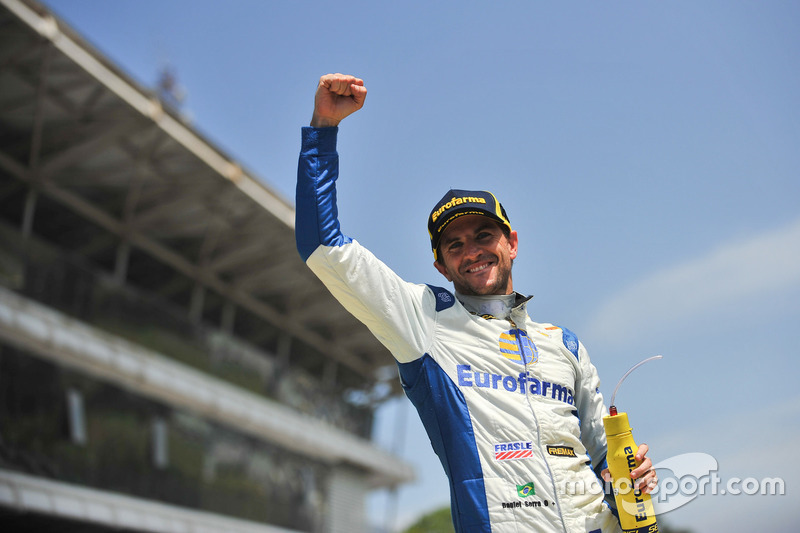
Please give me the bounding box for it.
[295,126,352,261]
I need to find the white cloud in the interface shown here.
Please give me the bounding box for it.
[586,216,800,346]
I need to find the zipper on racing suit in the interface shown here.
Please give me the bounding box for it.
[510,316,570,533]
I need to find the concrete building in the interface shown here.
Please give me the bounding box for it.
[0,0,414,531]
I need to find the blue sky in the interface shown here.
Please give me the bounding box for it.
[42,1,799,531]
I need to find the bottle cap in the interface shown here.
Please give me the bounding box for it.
[602,411,631,435]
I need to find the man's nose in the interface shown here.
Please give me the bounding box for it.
[464,239,482,258]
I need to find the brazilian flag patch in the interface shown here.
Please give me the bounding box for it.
[516,482,535,497]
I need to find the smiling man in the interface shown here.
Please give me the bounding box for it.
[430,193,517,296]
[295,73,657,533]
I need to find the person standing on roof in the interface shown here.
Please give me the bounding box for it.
[296,73,657,533]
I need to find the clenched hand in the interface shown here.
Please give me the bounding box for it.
[310,73,367,128]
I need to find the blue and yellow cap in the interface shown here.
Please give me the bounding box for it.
[428,189,511,260]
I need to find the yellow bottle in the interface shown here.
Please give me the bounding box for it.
[603,407,658,533]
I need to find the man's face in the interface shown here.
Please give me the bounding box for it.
[433,215,518,296]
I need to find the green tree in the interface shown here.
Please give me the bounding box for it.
[402,506,454,533]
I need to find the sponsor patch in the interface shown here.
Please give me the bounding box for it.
[456,365,575,406]
[546,445,577,458]
[494,441,533,461]
[498,329,538,365]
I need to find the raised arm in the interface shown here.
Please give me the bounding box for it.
[296,73,366,261]
[296,74,434,364]
[310,73,367,128]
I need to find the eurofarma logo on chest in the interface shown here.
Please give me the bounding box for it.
[456,365,574,405]
[456,328,575,404]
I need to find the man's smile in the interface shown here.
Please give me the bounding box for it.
[465,261,493,274]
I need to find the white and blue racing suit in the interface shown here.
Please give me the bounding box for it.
[296,127,622,533]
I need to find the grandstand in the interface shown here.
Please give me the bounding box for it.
[0,0,414,531]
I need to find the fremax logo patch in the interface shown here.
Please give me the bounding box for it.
[499,328,538,365]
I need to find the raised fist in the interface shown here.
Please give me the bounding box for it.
[311,73,367,128]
